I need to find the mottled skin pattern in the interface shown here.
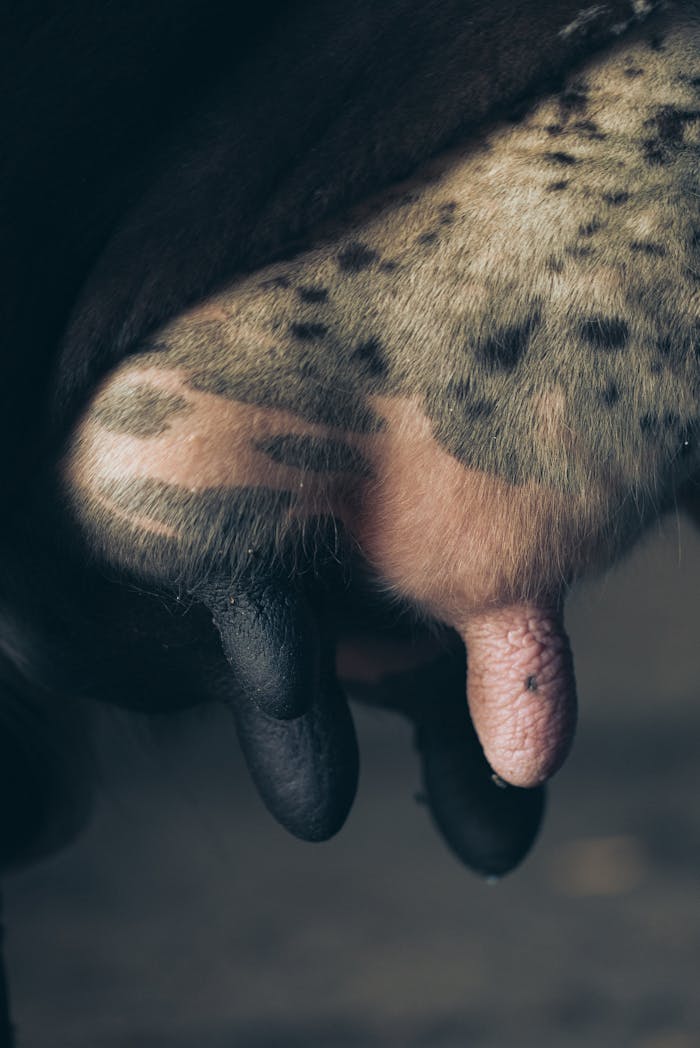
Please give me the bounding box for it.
[9,1,672,902]
[63,10,700,792]
[67,14,700,597]
[5,4,697,1043]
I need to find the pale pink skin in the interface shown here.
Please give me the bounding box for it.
[67,365,596,788]
[461,608,576,786]
[337,607,577,788]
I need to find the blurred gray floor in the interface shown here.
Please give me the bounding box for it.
[4,515,700,1048]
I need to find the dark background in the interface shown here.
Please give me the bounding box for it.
[4,513,699,1047]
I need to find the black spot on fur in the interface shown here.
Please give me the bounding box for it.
[445,381,496,421]
[690,76,700,90]
[624,67,644,78]
[337,242,379,272]
[380,260,399,272]
[543,151,578,166]
[602,190,630,205]
[547,256,565,273]
[657,333,675,357]
[641,139,667,166]
[602,381,620,407]
[477,312,540,371]
[464,398,496,421]
[559,86,588,114]
[579,219,601,237]
[652,106,700,144]
[572,119,606,140]
[438,202,457,226]
[546,124,563,136]
[418,231,439,245]
[352,338,388,379]
[640,413,660,435]
[546,180,569,192]
[289,322,328,340]
[579,316,629,350]
[630,241,667,257]
[642,106,700,164]
[648,34,665,52]
[297,286,329,304]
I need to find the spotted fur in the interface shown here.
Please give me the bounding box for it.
[63,7,700,614]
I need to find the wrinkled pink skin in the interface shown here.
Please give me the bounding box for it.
[337,607,576,789]
[461,608,575,786]
[66,370,602,789]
